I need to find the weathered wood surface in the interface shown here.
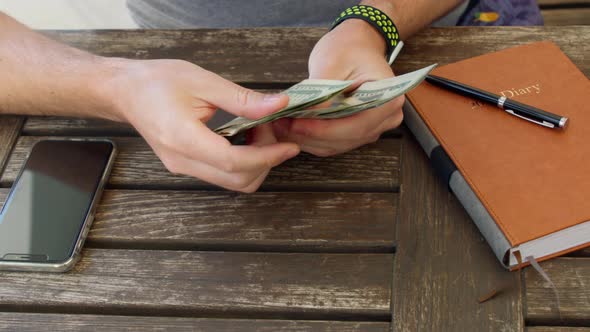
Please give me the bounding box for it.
[21,116,402,138]
[399,27,590,77]
[0,190,396,252]
[23,117,137,136]
[1,136,401,192]
[542,9,590,25]
[528,328,590,332]
[392,133,523,332]
[23,27,589,140]
[2,27,586,331]
[43,27,590,83]
[45,29,321,84]
[572,247,590,257]
[0,116,24,174]
[0,313,389,332]
[525,258,590,326]
[538,0,590,5]
[0,250,392,319]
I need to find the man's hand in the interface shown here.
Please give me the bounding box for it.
[0,13,300,193]
[104,59,300,192]
[272,19,404,157]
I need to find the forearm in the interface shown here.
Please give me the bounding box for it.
[0,13,122,120]
[361,0,465,39]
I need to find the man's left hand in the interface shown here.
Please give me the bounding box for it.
[272,19,404,157]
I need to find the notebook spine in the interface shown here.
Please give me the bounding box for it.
[430,146,457,190]
[403,99,512,268]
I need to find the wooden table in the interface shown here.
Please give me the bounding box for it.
[0,26,588,332]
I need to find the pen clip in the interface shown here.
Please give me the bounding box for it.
[504,109,555,128]
[387,41,404,65]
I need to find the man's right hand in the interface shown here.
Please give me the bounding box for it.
[101,58,300,192]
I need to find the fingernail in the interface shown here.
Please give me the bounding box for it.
[285,145,300,159]
[264,93,286,104]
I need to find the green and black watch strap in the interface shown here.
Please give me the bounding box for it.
[331,5,403,65]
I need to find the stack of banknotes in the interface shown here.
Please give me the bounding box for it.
[214,63,437,137]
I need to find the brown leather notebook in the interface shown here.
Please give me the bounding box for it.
[403,41,590,269]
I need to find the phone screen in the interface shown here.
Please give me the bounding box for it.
[0,140,113,263]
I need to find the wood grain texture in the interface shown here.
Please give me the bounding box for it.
[0,250,392,320]
[527,328,590,332]
[21,116,402,138]
[542,9,590,25]
[391,133,523,332]
[22,28,588,139]
[397,27,590,78]
[0,313,389,332]
[91,190,397,251]
[0,136,401,192]
[574,248,590,257]
[23,117,137,136]
[0,116,24,174]
[44,29,323,84]
[538,0,590,6]
[43,27,590,84]
[0,189,397,252]
[525,258,590,326]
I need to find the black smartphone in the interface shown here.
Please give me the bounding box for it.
[0,139,116,272]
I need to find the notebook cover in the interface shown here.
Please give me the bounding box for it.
[406,41,590,248]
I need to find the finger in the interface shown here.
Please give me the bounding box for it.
[198,71,289,119]
[374,111,404,136]
[176,120,300,174]
[297,135,375,157]
[287,96,404,142]
[250,123,278,146]
[165,154,268,193]
[294,113,402,156]
[240,168,272,193]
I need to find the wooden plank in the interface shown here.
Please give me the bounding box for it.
[44,27,590,84]
[22,116,402,138]
[23,117,137,136]
[567,247,590,257]
[0,189,397,252]
[542,9,590,25]
[527,328,590,332]
[24,28,589,137]
[397,27,590,78]
[0,250,392,320]
[45,29,323,84]
[538,0,590,6]
[0,313,389,332]
[0,136,401,192]
[391,133,523,332]
[525,258,590,326]
[0,116,24,174]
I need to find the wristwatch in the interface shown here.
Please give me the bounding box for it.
[331,5,403,65]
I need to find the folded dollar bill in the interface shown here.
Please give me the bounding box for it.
[214,79,354,136]
[215,63,437,137]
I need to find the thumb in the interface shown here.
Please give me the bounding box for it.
[204,75,289,119]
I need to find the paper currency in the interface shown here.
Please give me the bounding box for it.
[214,79,353,136]
[300,64,437,119]
[214,64,437,137]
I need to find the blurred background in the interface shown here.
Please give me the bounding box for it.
[0,0,588,29]
[0,0,137,29]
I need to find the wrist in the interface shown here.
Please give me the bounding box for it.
[90,56,135,123]
[332,18,386,55]
[331,5,400,63]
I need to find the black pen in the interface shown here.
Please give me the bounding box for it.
[425,74,568,129]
